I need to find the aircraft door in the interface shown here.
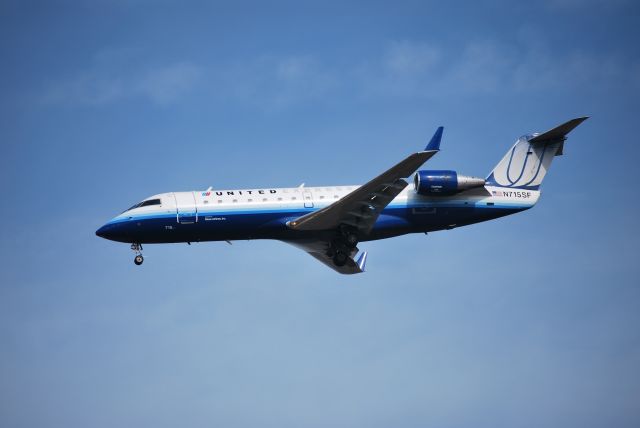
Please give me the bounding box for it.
[174,192,198,224]
[303,190,314,208]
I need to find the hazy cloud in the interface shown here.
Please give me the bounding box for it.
[136,63,203,105]
[41,38,638,109]
[446,41,516,93]
[208,54,338,110]
[42,73,126,105]
[42,59,203,106]
[384,40,440,75]
[357,38,640,99]
[271,55,337,107]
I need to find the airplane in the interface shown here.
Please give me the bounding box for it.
[96,117,588,274]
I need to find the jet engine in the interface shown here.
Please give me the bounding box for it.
[414,170,485,196]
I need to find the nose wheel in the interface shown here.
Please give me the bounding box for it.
[131,243,144,265]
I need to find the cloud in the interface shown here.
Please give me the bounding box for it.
[209,54,338,110]
[511,47,638,94]
[41,39,638,110]
[276,56,316,80]
[446,41,516,93]
[356,38,639,99]
[271,55,337,107]
[41,73,126,106]
[41,50,336,111]
[384,40,440,75]
[41,60,203,106]
[136,63,203,105]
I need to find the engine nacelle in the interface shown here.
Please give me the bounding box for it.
[414,170,485,196]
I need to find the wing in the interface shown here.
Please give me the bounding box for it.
[283,127,443,274]
[283,239,368,275]
[288,128,442,234]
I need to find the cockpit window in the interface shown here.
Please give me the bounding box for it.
[124,203,141,212]
[139,199,161,207]
[123,198,161,213]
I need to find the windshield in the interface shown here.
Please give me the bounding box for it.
[123,198,161,213]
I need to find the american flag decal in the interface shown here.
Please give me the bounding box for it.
[492,190,504,196]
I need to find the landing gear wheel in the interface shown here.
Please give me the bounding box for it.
[333,251,348,267]
[344,232,358,249]
[338,225,359,249]
[131,243,144,266]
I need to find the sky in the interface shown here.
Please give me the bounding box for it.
[1,0,639,427]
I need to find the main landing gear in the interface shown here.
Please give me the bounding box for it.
[327,226,360,267]
[131,243,144,265]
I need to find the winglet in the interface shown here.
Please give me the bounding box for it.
[356,251,368,272]
[425,126,444,151]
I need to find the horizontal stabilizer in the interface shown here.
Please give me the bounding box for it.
[529,116,589,144]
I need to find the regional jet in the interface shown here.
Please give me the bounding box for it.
[96,117,587,274]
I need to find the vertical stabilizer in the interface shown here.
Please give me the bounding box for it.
[486,117,588,190]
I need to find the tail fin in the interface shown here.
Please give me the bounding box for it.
[486,117,588,190]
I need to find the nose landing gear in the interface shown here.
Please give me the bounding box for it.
[131,243,144,265]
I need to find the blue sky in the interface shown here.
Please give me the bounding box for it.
[1,1,639,427]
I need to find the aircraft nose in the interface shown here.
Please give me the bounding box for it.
[95,220,136,243]
[96,223,113,239]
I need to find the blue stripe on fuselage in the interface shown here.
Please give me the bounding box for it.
[108,200,531,223]
[100,202,532,244]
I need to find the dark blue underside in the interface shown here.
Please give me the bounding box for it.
[98,205,527,244]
